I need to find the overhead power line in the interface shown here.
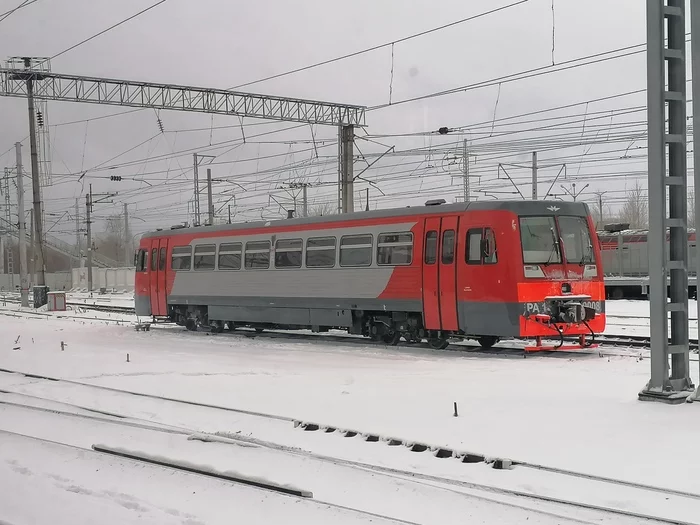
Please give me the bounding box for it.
[228,0,531,90]
[51,0,169,60]
[368,41,654,111]
[0,0,38,23]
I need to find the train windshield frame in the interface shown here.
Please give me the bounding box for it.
[520,215,594,265]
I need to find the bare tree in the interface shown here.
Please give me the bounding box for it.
[618,182,648,229]
[96,214,126,263]
[307,201,337,217]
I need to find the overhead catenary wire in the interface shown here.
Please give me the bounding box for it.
[228,0,531,90]
[34,40,687,231]
[0,0,37,23]
[368,43,653,111]
[50,0,169,60]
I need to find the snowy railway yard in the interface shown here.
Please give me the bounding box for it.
[1,294,700,524]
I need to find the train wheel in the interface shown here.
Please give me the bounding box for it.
[255,328,264,334]
[382,331,401,346]
[428,337,449,350]
[211,321,224,334]
[477,336,499,349]
[185,319,197,332]
[226,322,236,331]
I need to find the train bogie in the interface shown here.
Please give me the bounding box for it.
[135,200,606,352]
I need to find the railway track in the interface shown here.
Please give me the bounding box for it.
[0,396,596,525]
[4,294,691,354]
[0,368,689,525]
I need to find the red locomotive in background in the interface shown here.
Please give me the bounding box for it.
[135,199,605,351]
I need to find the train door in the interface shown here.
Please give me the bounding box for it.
[148,240,159,315]
[422,216,460,331]
[422,218,441,329]
[155,238,169,316]
[438,217,459,330]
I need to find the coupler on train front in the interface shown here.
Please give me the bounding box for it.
[521,293,605,352]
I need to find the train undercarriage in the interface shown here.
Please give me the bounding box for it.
[167,304,501,351]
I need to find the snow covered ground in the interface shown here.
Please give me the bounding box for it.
[1,297,700,523]
[606,299,699,339]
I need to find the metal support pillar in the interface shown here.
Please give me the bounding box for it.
[26,71,45,286]
[16,142,28,307]
[206,168,214,225]
[86,187,92,291]
[640,0,694,403]
[193,153,200,226]
[340,125,354,213]
[532,152,538,200]
[690,0,700,402]
[463,139,470,203]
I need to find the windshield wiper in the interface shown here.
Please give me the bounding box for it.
[579,243,593,266]
[543,227,562,266]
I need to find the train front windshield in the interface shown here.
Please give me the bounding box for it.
[520,216,594,266]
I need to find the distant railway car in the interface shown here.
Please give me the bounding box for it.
[597,227,697,298]
[135,200,606,351]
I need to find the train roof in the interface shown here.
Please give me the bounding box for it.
[597,228,697,236]
[141,199,591,239]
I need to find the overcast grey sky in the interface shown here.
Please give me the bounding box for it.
[0,0,656,239]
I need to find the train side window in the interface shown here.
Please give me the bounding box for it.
[466,228,498,265]
[171,246,192,271]
[275,239,302,268]
[193,244,216,271]
[151,248,158,271]
[466,229,483,264]
[377,232,413,265]
[340,234,373,267]
[306,237,336,268]
[159,247,166,271]
[218,243,242,270]
[441,230,455,264]
[424,231,438,264]
[483,228,498,264]
[245,240,271,269]
[136,249,147,272]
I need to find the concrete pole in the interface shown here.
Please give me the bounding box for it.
[228,205,232,224]
[337,126,342,214]
[193,153,200,226]
[340,125,354,213]
[86,185,93,292]
[302,184,308,217]
[29,209,35,286]
[26,75,45,286]
[532,152,538,200]
[75,198,81,268]
[16,142,28,307]
[123,203,129,266]
[207,168,214,225]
